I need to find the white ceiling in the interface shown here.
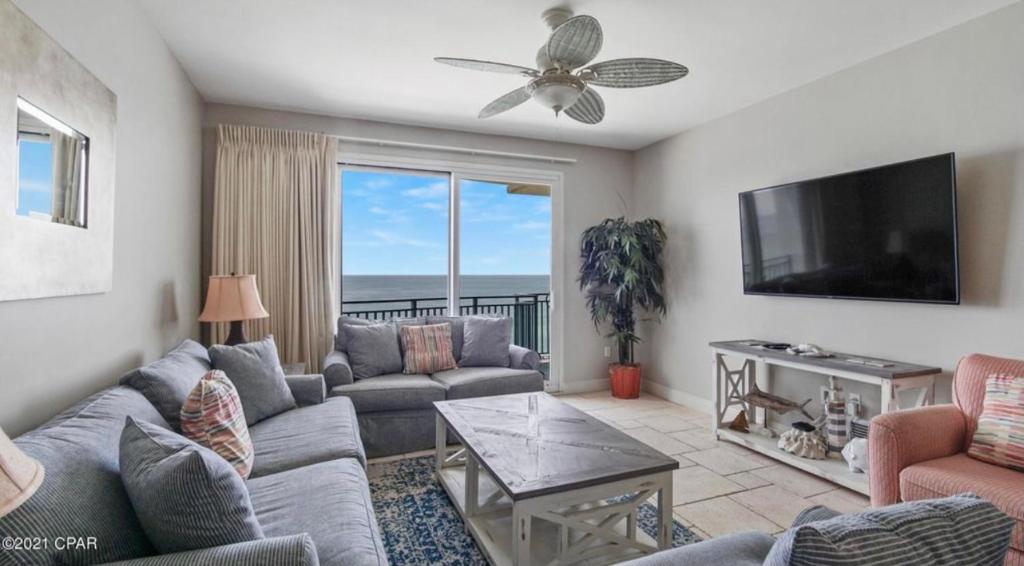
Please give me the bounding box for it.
[139,0,1016,150]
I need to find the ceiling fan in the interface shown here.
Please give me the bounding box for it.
[434,8,689,125]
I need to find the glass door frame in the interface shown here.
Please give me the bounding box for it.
[338,152,565,392]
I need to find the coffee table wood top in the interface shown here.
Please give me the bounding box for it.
[434,392,679,501]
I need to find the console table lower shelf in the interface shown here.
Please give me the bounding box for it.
[716,428,869,495]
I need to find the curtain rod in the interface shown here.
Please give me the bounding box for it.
[332,134,577,165]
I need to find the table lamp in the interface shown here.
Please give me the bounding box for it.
[0,427,43,517]
[199,274,270,345]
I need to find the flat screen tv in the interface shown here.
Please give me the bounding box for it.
[739,153,959,304]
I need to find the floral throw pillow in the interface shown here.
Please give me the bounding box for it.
[400,323,458,374]
[967,373,1024,472]
[180,370,255,478]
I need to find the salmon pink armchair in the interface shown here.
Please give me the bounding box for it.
[869,354,1024,566]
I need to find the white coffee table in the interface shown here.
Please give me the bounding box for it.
[434,392,679,566]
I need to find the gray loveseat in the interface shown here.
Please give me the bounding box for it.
[0,341,386,566]
[323,315,544,458]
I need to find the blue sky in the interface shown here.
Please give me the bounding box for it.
[16,140,52,217]
[342,170,551,275]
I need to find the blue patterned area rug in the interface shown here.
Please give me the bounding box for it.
[368,456,702,565]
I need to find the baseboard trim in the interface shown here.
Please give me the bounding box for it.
[557,378,609,394]
[643,380,713,414]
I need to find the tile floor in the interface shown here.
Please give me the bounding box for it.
[559,390,870,539]
[366,389,870,543]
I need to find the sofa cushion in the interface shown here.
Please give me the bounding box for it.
[119,339,211,430]
[431,367,544,400]
[331,373,446,412]
[0,387,167,565]
[426,316,466,360]
[345,323,404,380]
[764,493,1014,566]
[248,458,387,566]
[248,396,365,477]
[901,453,1024,552]
[459,316,512,367]
[119,417,263,555]
[210,335,296,425]
[400,323,457,374]
[967,373,1024,472]
[180,370,255,478]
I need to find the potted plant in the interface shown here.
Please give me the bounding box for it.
[579,217,667,399]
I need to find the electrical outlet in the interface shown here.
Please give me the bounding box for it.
[603,346,612,358]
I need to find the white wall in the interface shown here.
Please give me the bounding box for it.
[202,103,634,392]
[0,0,203,435]
[632,3,1024,414]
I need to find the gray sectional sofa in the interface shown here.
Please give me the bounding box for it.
[323,315,545,458]
[0,342,386,566]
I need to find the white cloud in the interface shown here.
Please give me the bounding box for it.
[402,181,448,200]
[514,221,549,231]
[418,202,445,212]
[363,177,394,190]
[370,230,439,248]
[17,179,51,194]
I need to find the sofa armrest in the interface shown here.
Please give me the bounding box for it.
[322,350,354,388]
[868,404,967,507]
[617,531,776,566]
[99,534,319,566]
[509,344,541,371]
[285,374,326,406]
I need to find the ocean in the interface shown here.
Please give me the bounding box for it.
[342,275,550,311]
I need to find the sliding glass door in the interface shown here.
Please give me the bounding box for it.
[341,167,451,318]
[340,165,555,387]
[457,178,552,360]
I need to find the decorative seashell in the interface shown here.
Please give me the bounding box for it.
[842,438,869,473]
[778,428,827,460]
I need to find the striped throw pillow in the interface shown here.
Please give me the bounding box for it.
[180,370,255,478]
[764,493,1014,566]
[968,373,1024,472]
[400,323,458,374]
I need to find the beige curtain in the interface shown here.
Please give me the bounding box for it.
[211,124,339,372]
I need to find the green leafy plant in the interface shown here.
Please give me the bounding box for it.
[578,217,667,365]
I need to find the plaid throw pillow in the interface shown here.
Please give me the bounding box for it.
[400,323,458,374]
[180,370,255,478]
[968,373,1024,472]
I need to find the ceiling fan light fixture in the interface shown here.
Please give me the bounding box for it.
[527,74,585,115]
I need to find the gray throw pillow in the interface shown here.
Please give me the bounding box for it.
[334,315,373,352]
[460,316,512,368]
[209,335,296,425]
[119,417,264,554]
[345,322,403,379]
[119,339,211,430]
[427,316,466,360]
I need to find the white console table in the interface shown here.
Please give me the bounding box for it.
[708,340,941,495]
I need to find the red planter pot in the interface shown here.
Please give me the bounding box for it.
[609,363,642,399]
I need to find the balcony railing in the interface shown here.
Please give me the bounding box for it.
[342,293,551,356]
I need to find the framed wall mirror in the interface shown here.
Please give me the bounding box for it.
[15,97,89,228]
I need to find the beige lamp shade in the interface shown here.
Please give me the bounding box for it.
[0,427,43,517]
[199,274,270,323]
